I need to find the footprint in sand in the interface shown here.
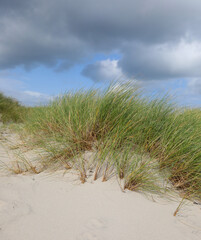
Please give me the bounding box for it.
[0,200,32,226]
[85,218,106,230]
[76,218,106,240]
[76,231,99,240]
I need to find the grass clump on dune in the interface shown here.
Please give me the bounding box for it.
[23,83,201,200]
[0,92,26,123]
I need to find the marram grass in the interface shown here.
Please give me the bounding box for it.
[6,83,201,200]
[0,92,27,123]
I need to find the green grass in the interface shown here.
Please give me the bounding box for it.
[7,82,201,200]
[0,92,26,123]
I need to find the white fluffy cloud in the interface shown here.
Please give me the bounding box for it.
[119,40,201,80]
[82,59,124,82]
[0,77,50,106]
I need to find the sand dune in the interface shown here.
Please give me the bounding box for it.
[0,129,201,240]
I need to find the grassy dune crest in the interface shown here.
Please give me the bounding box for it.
[0,93,25,123]
[23,83,201,200]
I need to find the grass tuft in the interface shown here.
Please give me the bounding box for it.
[0,92,26,123]
[3,82,201,200]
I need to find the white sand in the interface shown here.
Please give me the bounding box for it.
[0,129,201,240]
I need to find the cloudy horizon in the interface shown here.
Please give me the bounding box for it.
[0,0,201,106]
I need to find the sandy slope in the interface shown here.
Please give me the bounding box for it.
[0,128,201,240]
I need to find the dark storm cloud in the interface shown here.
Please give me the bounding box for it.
[1,0,201,83]
[0,0,30,11]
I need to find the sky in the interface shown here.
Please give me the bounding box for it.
[0,0,201,107]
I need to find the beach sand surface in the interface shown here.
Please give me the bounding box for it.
[0,129,201,240]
